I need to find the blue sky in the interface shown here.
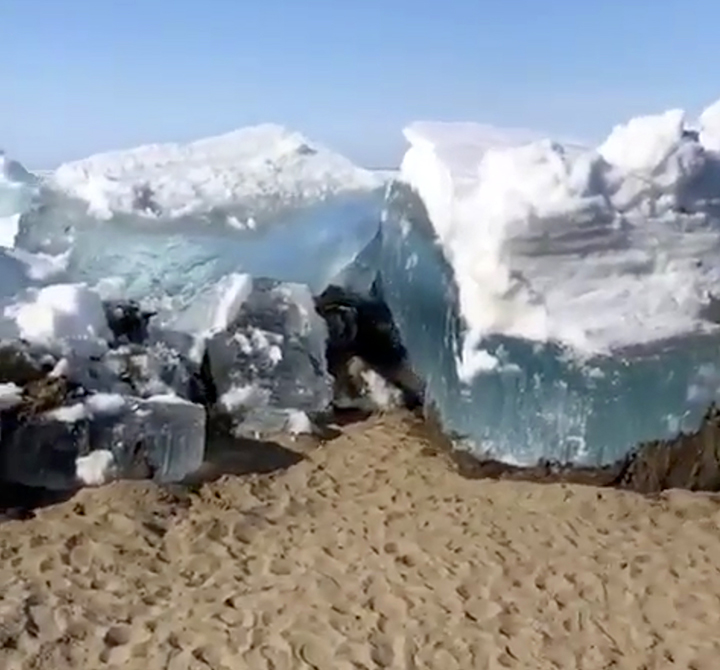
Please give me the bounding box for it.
[3,0,719,169]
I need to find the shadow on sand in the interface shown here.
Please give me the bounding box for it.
[0,484,79,521]
[0,417,316,521]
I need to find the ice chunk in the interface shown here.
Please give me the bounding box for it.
[90,395,205,483]
[0,383,22,410]
[699,98,720,152]
[0,250,36,300]
[45,402,88,423]
[152,273,253,361]
[1,394,205,489]
[205,277,332,436]
[13,126,384,306]
[400,111,720,355]
[6,247,70,283]
[377,106,720,465]
[598,109,706,212]
[50,190,384,305]
[1,410,91,489]
[84,392,127,415]
[68,341,206,402]
[1,283,111,353]
[285,410,313,435]
[75,449,117,487]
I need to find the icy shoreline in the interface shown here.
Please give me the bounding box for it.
[3,104,720,477]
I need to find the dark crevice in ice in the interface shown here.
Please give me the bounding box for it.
[314,283,425,412]
[104,300,156,346]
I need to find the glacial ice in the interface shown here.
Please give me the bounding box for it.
[377,100,720,465]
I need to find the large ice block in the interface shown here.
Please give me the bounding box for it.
[1,393,205,490]
[13,125,385,304]
[15,187,384,309]
[378,104,720,465]
[89,395,206,483]
[205,277,332,436]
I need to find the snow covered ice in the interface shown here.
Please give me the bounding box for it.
[3,102,720,487]
[377,101,720,465]
[15,125,386,302]
[0,124,385,489]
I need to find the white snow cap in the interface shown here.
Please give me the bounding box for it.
[51,124,382,221]
[399,98,720,371]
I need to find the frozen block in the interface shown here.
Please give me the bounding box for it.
[205,277,332,436]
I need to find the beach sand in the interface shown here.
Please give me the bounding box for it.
[1,411,720,669]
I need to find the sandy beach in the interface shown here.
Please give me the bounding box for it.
[1,411,720,669]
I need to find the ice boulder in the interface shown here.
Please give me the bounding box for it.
[205,276,332,436]
[67,341,207,402]
[0,283,111,355]
[376,102,720,466]
[0,392,205,490]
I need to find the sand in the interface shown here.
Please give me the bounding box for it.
[1,412,720,670]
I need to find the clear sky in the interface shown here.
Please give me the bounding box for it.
[3,0,719,169]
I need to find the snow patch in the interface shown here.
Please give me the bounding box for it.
[84,392,127,415]
[145,393,195,405]
[45,402,87,422]
[359,368,405,410]
[0,382,22,410]
[286,410,313,435]
[219,384,270,412]
[3,283,111,348]
[75,449,117,487]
